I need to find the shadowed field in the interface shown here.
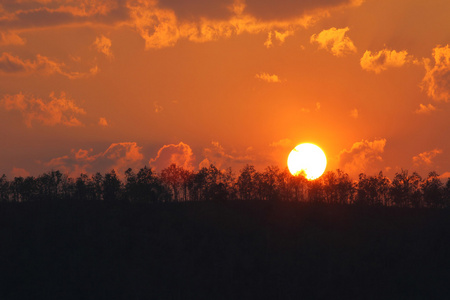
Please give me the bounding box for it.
[1,201,450,299]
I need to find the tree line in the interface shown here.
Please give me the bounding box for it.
[1,164,449,208]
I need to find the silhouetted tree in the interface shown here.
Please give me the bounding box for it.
[161,164,191,202]
[308,178,324,203]
[323,171,338,204]
[75,173,95,201]
[421,172,444,208]
[92,172,103,201]
[335,169,354,204]
[356,172,389,206]
[444,178,450,208]
[260,166,280,201]
[0,174,10,202]
[237,164,258,201]
[390,170,422,208]
[103,170,122,201]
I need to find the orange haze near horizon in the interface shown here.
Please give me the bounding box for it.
[0,0,449,180]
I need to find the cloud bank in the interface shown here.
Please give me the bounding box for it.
[338,138,387,177]
[0,92,86,127]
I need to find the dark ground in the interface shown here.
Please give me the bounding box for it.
[0,200,449,299]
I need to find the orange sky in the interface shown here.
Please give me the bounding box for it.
[0,0,449,179]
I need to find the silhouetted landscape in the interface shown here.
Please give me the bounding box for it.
[1,165,450,299]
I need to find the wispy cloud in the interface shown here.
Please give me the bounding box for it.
[98,117,108,126]
[0,92,86,127]
[310,27,357,57]
[0,31,25,46]
[338,138,387,177]
[93,35,113,58]
[45,142,144,178]
[422,44,450,102]
[360,49,410,73]
[255,72,282,83]
[200,141,254,170]
[350,108,358,118]
[0,52,97,79]
[413,149,442,166]
[149,142,195,171]
[415,103,436,114]
[264,30,294,48]
[11,167,30,178]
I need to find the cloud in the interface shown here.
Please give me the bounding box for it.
[149,142,195,171]
[98,117,108,126]
[45,142,144,178]
[415,103,436,114]
[0,92,86,127]
[201,141,253,169]
[0,1,363,50]
[264,30,294,48]
[269,138,293,148]
[255,72,281,83]
[440,172,450,179]
[360,49,410,73]
[422,44,450,102]
[11,167,30,178]
[243,0,362,21]
[0,52,97,79]
[338,138,387,177]
[413,149,442,166]
[310,27,356,57]
[126,0,359,50]
[154,101,163,113]
[93,35,113,58]
[0,31,25,46]
[350,108,358,118]
[0,0,128,30]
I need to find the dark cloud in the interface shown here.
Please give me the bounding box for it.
[0,0,129,30]
[158,0,234,20]
[243,0,360,21]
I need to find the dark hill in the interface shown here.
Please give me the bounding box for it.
[1,200,449,299]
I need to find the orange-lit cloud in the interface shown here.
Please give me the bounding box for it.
[255,72,281,83]
[0,52,97,79]
[413,149,442,166]
[93,35,113,58]
[0,0,126,29]
[154,101,163,113]
[264,30,294,48]
[243,0,362,21]
[269,138,293,148]
[45,142,144,178]
[415,103,436,114]
[149,142,195,171]
[0,31,25,46]
[200,141,254,169]
[0,92,86,127]
[422,44,450,102]
[338,138,387,177]
[350,108,358,118]
[0,0,363,51]
[126,0,362,49]
[310,27,356,57]
[360,49,409,73]
[98,117,108,126]
[11,167,30,178]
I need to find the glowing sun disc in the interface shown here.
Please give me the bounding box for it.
[287,143,327,180]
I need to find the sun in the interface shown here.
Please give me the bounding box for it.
[287,143,327,180]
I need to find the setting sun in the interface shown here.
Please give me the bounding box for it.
[287,143,327,180]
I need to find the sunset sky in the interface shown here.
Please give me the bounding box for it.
[0,0,449,179]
